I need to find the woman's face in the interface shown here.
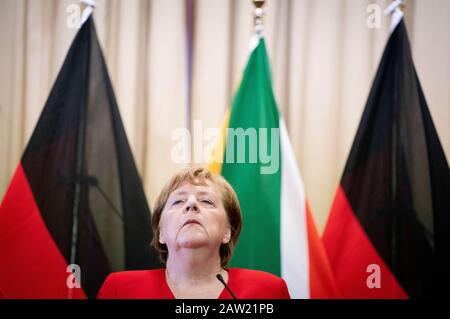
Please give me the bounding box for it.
[158,182,231,253]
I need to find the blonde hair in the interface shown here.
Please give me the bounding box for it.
[150,167,242,267]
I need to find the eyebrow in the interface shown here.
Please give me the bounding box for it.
[196,191,214,196]
[170,190,215,197]
[171,191,188,197]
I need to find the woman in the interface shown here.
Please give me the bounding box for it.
[98,167,290,299]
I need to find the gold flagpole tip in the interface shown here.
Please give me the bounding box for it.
[252,0,266,31]
[253,0,266,9]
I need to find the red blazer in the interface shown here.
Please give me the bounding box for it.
[97,268,291,299]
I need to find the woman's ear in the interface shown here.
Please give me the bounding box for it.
[159,230,166,244]
[222,225,231,244]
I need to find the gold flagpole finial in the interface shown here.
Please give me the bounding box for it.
[252,0,266,32]
[395,0,405,12]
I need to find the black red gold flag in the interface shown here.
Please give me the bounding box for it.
[0,17,161,299]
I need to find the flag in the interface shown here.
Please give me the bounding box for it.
[322,20,450,298]
[210,36,339,298]
[0,17,161,299]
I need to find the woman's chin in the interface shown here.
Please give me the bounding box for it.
[177,234,209,249]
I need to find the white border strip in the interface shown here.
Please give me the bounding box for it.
[280,118,310,299]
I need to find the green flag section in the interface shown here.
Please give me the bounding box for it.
[221,38,281,276]
[210,36,339,298]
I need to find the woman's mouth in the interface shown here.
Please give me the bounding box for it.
[183,219,202,227]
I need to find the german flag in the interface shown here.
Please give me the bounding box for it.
[322,20,450,298]
[0,17,160,299]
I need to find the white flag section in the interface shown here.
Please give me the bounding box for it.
[280,119,310,298]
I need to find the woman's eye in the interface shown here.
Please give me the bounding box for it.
[172,200,184,205]
[201,199,214,206]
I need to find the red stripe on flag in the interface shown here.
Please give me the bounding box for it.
[306,202,340,298]
[323,186,407,298]
[0,165,86,298]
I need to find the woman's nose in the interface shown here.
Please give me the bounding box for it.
[184,199,199,213]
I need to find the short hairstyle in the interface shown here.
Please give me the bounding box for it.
[150,167,242,267]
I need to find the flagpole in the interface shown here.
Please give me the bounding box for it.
[80,0,97,26]
[252,0,265,30]
[249,0,265,52]
[384,0,405,33]
[185,0,195,166]
[384,0,406,292]
[68,0,97,299]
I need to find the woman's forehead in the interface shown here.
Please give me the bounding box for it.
[169,182,219,197]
